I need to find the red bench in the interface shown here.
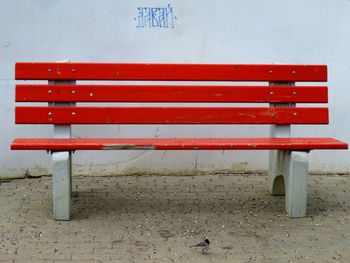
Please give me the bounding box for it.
[11,62,348,220]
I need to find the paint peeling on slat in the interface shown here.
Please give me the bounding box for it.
[103,144,155,150]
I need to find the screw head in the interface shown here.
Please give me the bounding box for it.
[48,112,52,116]
[48,90,52,94]
[48,68,52,72]
[72,68,76,73]
[72,112,76,116]
[292,70,296,75]
[269,70,273,74]
[71,90,76,94]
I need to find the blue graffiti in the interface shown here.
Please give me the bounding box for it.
[135,4,177,29]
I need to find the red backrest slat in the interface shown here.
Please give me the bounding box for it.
[16,84,328,103]
[15,106,329,125]
[15,63,327,82]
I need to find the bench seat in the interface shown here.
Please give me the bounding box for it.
[11,137,347,151]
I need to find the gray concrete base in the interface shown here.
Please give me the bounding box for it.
[269,150,309,218]
[284,151,308,218]
[52,151,72,220]
[268,150,286,196]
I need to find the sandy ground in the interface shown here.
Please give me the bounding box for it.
[1,174,350,262]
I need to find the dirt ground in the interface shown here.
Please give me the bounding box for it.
[1,174,350,262]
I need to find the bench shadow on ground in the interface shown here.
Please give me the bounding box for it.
[64,176,347,220]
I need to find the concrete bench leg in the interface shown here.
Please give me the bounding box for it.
[268,150,286,196]
[283,151,309,218]
[52,151,72,220]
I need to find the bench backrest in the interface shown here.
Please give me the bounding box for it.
[15,63,328,126]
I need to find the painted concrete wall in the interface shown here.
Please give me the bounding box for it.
[1,0,350,178]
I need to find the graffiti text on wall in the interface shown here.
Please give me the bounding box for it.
[135,4,177,29]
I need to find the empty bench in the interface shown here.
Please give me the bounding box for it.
[11,62,348,220]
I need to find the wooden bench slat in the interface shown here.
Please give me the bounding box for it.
[15,63,327,82]
[15,106,329,125]
[11,138,347,151]
[16,84,328,103]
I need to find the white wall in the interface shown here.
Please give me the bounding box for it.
[1,0,350,178]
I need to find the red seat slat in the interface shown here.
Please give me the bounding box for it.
[16,84,328,103]
[15,106,329,125]
[11,138,347,151]
[15,63,327,82]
